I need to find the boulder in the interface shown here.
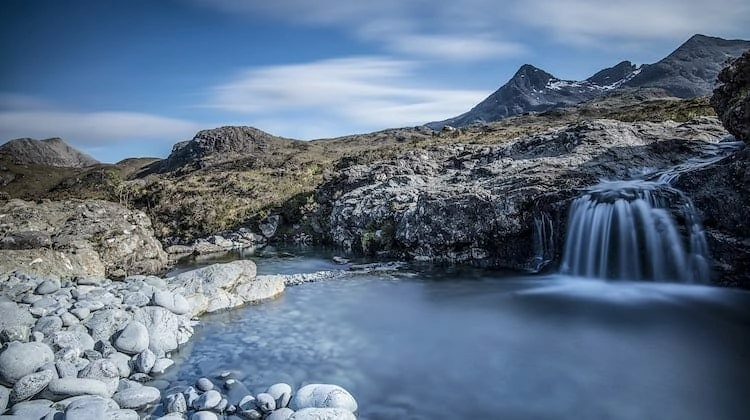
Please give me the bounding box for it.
[9,370,54,403]
[0,199,168,278]
[712,50,750,142]
[289,408,356,420]
[113,321,150,354]
[46,377,111,399]
[0,341,54,385]
[130,306,192,357]
[290,384,357,413]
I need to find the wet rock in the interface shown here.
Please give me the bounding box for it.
[266,383,292,408]
[195,377,214,392]
[266,407,295,420]
[164,391,187,413]
[255,393,276,413]
[114,321,150,354]
[191,411,219,420]
[0,341,55,384]
[9,370,54,403]
[290,384,357,413]
[194,389,221,410]
[151,358,174,374]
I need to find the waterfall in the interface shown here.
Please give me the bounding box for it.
[531,211,554,272]
[560,180,708,282]
[558,136,744,283]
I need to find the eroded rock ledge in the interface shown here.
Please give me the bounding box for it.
[0,199,168,278]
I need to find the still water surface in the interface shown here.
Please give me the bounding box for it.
[167,251,750,420]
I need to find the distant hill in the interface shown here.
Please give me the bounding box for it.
[0,137,99,168]
[428,34,750,129]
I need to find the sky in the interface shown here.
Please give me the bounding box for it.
[1,0,749,163]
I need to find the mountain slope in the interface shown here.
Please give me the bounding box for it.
[623,34,750,97]
[0,137,99,167]
[428,34,750,129]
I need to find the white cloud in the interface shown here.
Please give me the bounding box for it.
[512,0,750,44]
[0,109,201,147]
[206,56,486,137]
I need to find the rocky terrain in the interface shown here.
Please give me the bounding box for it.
[0,199,168,278]
[428,34,750,129]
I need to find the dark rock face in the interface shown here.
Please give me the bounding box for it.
[317,118,730,272]
[0,138,99,167]
[677,147,750,288]
[143,126,287,174]
[0,199,168,278]
[428,34,750,129]
[625,35,750,98]
[711,50,750,142]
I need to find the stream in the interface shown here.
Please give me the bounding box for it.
[163,251,750,420]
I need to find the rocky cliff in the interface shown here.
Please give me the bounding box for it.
[711,49,750,142]
[316,117,731,273]
[0,199,168,278]
[0,137,99,168]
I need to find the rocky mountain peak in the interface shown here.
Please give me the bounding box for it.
[587,61,637,87]
[0,137,99,168]
[144,126,279,174]
[511,64,555,90]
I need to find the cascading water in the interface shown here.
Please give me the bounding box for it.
[560,180,708,282]
[559,137,744,283]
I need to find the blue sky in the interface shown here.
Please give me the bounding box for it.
[1,0,749,163]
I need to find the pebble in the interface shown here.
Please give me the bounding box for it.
[35,279,61,295]
[255,393,276,413]
[79,359,120,396]
[266,383,293,408]
[290,384,358,413]
[153,290,191,315]
[114,321,150,354]
[151,358,175,374]
[165,391,187,413]
[134,348,156,374]
[47,377,111,398]
[112,384,161,410]
[61,395,118,419]
[107,352,132,378]
[9,370,54,403]
[191,411,219,420]
[266,407,295,420]
[33,316,63,337]
[194,389,222,410]
[70,307,91,320]
[289,407,356,420]
[7,398,54,419]
[195,377,214,392]
[0,341,55,384]
[60,312,80,327]
[0,385,9,412]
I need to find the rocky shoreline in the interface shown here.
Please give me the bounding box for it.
[0,260,365,419]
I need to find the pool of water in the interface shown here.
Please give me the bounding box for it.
[165,252,750,420]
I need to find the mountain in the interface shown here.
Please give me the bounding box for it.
[428,34,750,129]
[0,137,99,168]
[623,34,750,97]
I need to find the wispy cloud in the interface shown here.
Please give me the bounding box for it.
[187,0,750,52]
[0,97,202,148]
[206,56,487,137]
[512,0,750,45]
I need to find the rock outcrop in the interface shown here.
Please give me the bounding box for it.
[711,49,750,143]
[0,137,99,168]
[317,117,732,273]
[0,199,168,278]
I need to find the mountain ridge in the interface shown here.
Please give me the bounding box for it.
[427,34,750,129]
[0,137,99,168]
